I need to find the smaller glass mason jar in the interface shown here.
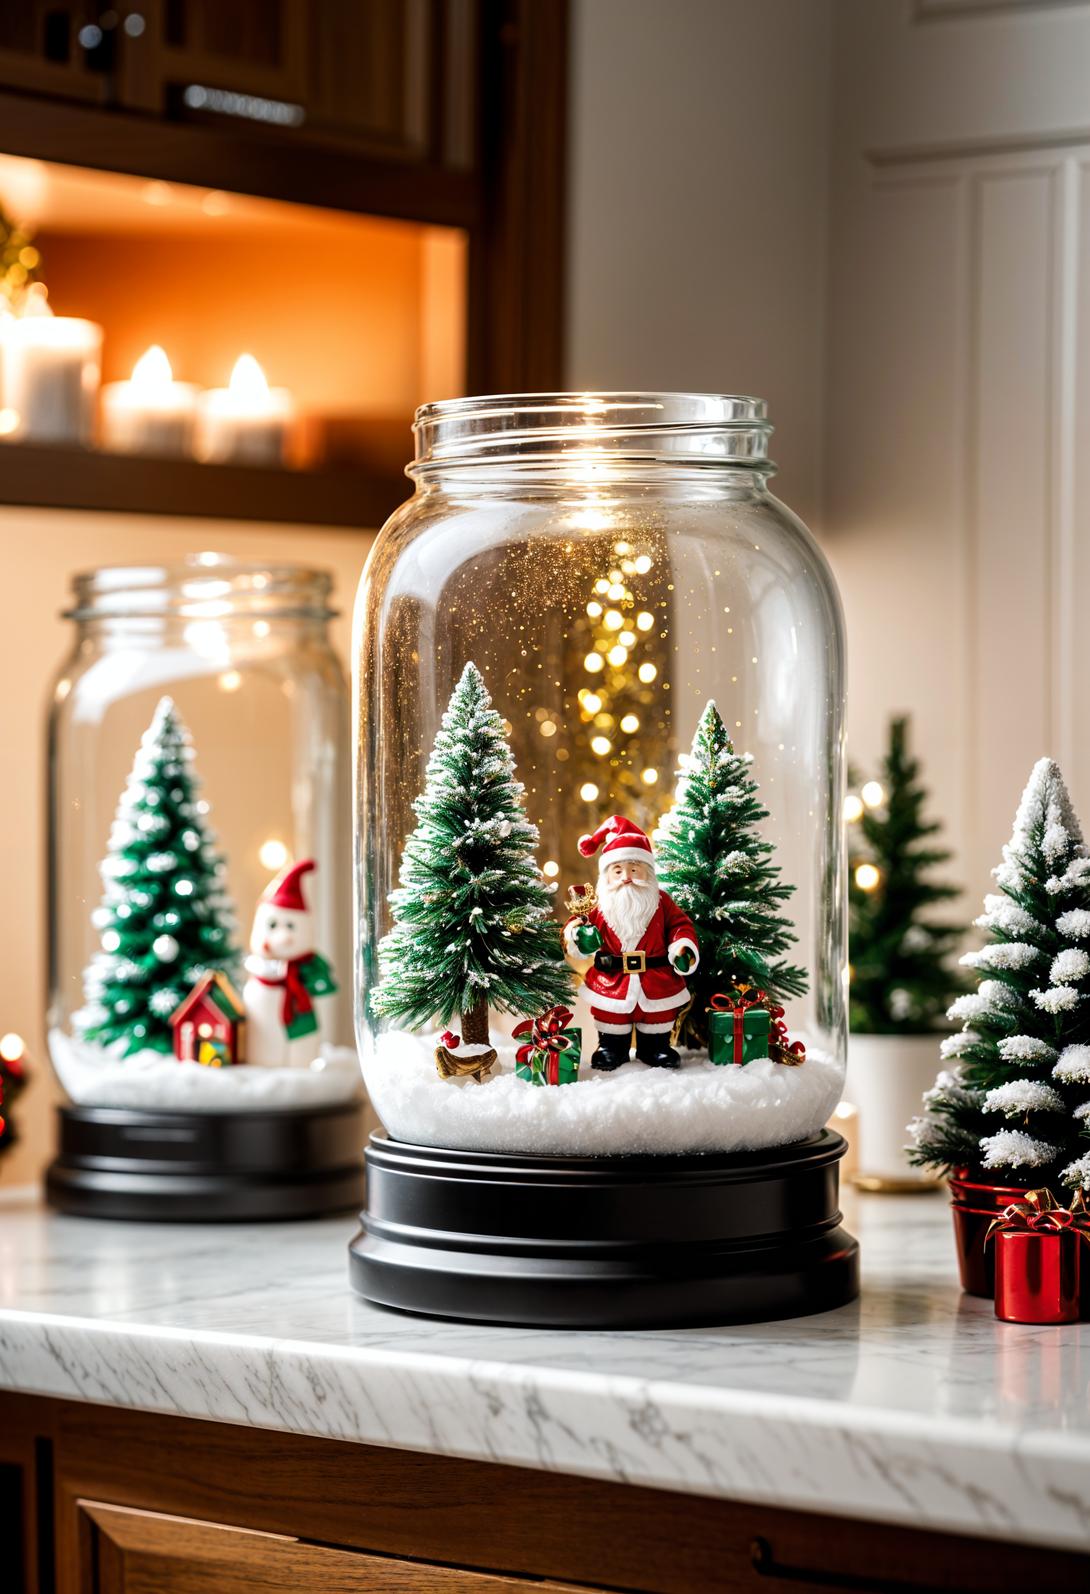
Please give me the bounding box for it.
[47,556,358,1114]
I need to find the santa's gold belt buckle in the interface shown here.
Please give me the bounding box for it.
[624,952,647,972]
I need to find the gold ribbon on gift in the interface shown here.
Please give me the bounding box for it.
[984,1187,1090,1245]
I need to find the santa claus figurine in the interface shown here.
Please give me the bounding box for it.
[243,859,338,1068]
[563,817,699,1070]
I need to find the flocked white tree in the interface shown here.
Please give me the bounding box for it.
[910,757,1090,1189]
[371,662,573,1048]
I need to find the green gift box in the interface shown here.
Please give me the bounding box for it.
[708,1003,770,1065]
[515,1026,582,1085]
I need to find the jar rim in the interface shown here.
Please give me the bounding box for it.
[64,554,336,621]
[410,391,774,472]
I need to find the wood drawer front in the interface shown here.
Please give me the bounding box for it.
[78,1499,587,1594]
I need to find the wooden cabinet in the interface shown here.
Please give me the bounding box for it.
[2,1392,1086,1594]
[0,1,476,169]
[0,1,567,423]
[78,1501,583,1593]
[0,4,112,106]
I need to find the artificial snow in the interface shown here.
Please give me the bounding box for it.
[1062,1152,1090,1188]
[1032,985,1080,1013]
[980,1128,1057,1170]
[1010,758,1084,857]
[1053,1045,1090,1084]
[364,1027,843,1156]
[983,1080,1064,1117]
[998,1035,1058,1063]
[975,895,1040,937]
[940,1031,978,1059]
[961,942,1039,971]
[1057,908,1090,939]
[1051,947,1090,983]
[50,1029,362,1113]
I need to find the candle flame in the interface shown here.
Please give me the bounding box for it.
[132,344,173,391]
[229,353,269,402]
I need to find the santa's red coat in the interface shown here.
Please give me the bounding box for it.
[563,892,699,1018]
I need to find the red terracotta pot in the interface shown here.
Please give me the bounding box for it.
[948,1171,1042,1298]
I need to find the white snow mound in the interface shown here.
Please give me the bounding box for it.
[365,1028,843,1156]
[50,1029,362,1113]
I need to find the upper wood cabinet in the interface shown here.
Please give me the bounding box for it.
[0,2,477,170]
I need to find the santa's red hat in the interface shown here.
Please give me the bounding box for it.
[262,859,315,911]
[577,816,654,870]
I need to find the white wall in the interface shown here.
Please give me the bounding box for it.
[566,0,833,528]
[825,0,1090,908]
[570,0,1090,916]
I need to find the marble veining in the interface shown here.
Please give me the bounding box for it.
[1,1186,1089,1550]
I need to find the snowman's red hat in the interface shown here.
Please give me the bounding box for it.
[577,816,654,871]
[263,859,315,911]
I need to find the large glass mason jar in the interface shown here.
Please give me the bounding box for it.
[354,394,846,1156]
[48,557,358,1114]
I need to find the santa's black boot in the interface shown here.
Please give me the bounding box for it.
[591,1030,632,1071]
[635,1029,681,1069]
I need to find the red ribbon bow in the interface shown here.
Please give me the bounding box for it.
[985,1189,1090,1245]
[707,987,768,1065]
[440,1030,460,1050]
[707,987,767,1014]
[512,1005,576,1083]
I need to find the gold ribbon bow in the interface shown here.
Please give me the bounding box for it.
[985,1188,1090,1245]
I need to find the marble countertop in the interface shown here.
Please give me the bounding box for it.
[1,1183,1088,1553]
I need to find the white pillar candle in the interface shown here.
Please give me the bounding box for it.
[195,354,295,467]
[3,297,102,445]
[101,346,199,457]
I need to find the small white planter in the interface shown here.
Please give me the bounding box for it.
[843,1032,943,1190]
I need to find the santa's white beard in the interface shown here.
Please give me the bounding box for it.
[598,872,659,950]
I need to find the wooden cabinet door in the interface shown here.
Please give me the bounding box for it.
[0,3,112,104]
[116,0,473,168]
[77,1500,590,1594]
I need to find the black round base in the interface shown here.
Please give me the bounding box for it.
[348,1130,859,1328]
[46,1101,365,1222]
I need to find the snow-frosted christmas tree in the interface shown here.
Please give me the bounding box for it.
[848,716,964,1034]
[655,701,807,1048]
[910,758,1090,1190]
[371,662,574,1048]
[76,698,241,1057]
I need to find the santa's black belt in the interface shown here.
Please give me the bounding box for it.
[593,951,669,973]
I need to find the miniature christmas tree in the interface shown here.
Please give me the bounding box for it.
[372,662,574,1048]
[910,758,1090,1190]
[848,717,964,1034]
[0,1043,28,1159]
[655,701,807,1048]
[76,698,241,1057]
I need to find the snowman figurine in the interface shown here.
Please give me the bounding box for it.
[243,859,338,1067]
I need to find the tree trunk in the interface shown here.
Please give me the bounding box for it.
[461,997,490,1047]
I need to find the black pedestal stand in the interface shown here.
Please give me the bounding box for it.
[46,1101,365,1221]
[349,1129,859,1328]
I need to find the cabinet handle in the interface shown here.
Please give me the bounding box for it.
[750,1536,972,1594]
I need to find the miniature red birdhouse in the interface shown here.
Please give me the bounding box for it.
[170,972,246,1066]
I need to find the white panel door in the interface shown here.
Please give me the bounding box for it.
[826,0,1090,906]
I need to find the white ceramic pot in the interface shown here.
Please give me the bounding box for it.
[843,1033,943,1190]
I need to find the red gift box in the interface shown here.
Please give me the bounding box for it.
[986,1190,1088,1325]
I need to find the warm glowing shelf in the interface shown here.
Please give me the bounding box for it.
[0,439,407,529]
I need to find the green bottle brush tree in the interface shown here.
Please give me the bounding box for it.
[848,717,964,1035]
[371,662,574,1050]
[655,700,807,1049]
[76,698,241,1057]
